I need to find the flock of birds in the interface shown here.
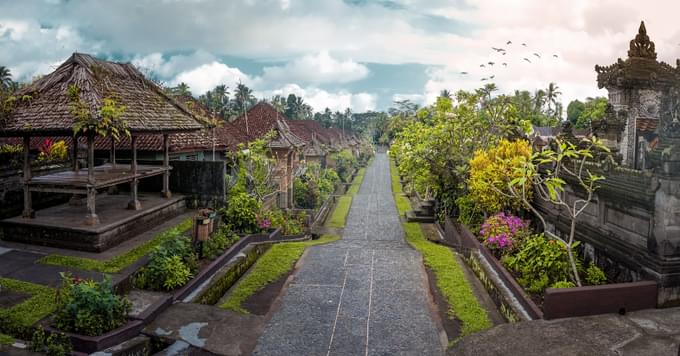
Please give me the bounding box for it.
[460,41,560,82]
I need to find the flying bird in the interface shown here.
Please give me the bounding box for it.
[481,78,488,81]
[553,54,559,58]
[488,61,495,66]
[533,53,541,58]
[506,41,512,45]
[502,52,507,55]
[460,71,468,75]
[490,75,496,79]
[502,63,507,67]
[480,64,486,68]
[522,43,527,47]
[523,58,532,63]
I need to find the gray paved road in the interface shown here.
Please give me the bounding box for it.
[254,153,445,356]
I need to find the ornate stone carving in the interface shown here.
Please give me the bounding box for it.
[628,21,657,59]
[639,90,661,118]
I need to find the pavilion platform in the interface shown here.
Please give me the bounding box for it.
[0,193,186,252]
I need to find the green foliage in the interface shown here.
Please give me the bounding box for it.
[389,158,491,338]
[326,196,352,228]
[54,273,131,336]
[502,234,578,293]
[0,278,56,338]
[566,99,585,125]
[204,226,240,260]
[259,209,305,235]
[0,143,22,154]
[226,133,277,199]
[134,234,197,291]
[39,217,193,273]
[30,328,72,356]
[37,139,68,162]
[585,264,607,286]
[294,177,320,209]
[574,97,608,129]
[455,195,484,230]
[551,280,576,289]
[330,149,358,183]
[347,168,365,196]
[467,139,532,214]
[221,235,339,313]
[0,333,13,346]
[68,84,129,140]
[223,192,262,233]
[294,163,340,209]
[390,88,532,216]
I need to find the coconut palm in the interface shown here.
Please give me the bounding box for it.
[173,82,192,97]
[0,66,13,90]
[234,81,254,134]
[545,82,562,118]
[439,89,452,99]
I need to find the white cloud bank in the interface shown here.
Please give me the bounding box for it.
[261,51,369,85]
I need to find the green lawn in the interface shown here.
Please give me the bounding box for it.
[0,333,14,346]
[220,235,339,313]
[0,278,56,338]
[38,217,193,273]
[326,195,352,228]
[346,168,366,196]
[389,158,492,342]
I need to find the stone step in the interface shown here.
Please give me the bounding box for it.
[405,211,435,223]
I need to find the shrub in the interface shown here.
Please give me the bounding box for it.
[223,192,261,233]
[294,177,320,209]
[551,280,576,289]
[37,139,68,162]
[134,234,197,291]
[261,209,306,235]
[585,264,607,285]
[455,194,484,229]
[467,139,532,214]
[479,212,530,253]
[204,226,240,260]
[331,149,357,183]
[503,234,578,293]
[54,273,131,336]
[31,328,72,356]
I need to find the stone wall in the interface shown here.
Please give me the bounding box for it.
[0,165,71,220]
[169,160,226,208]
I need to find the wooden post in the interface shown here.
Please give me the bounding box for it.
[22,135,34,218]
[110,137,116,168]
[162,133,171,198]
[288,151,294,209]
[72,134,78,171]
[128,135,141,210]
[69,135,83,206]
[84,133,100,225]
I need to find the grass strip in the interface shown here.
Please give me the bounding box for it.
[347,168,366,196]
[0,278,56,338]
[220,235,339,313]
[38,217,193,273]
[0,333,14,345]
[326,195,352,228]
[389,158,492,341]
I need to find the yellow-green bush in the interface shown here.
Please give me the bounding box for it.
[467,139,532,214]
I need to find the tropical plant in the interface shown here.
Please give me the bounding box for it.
[585,264,607,285]
[223,192,262,233]
[479,212,530,253]
[330,149,357,183]
[54,273,131,336]
[37,139,68,162]
[467,139,532,214]
[0,66,13,90]
[30,327,72,356]
[172,82,192,97]
[68,84,129,140]
[203,226,240,259]
[505,137,609,286]
[226,132,278,200]
[134,234,197,291]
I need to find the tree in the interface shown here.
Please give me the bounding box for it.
[234,82,254,134]
[0,66,14,90]
[566,100,585,125]
[505,137,608,286]
[576,97,608,129]
[439,89,452,99]
[172,82,192,97]
[545,82,562,119]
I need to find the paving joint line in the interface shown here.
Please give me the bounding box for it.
[365,249,376,356]
[326,264,350,356]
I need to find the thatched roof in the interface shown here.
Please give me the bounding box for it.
[0,53,203,137]
[227,102,305,150]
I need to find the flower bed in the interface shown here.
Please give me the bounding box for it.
[447,216,657,320]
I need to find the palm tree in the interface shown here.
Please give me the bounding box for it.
[439,89,452,99]
[545,82,562,118]
[235,81,254,135]
[0,66,13,90]
[173,82,192,97]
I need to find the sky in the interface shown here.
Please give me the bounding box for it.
[2,0,680,113]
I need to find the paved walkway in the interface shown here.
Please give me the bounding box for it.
[254,154,445,356]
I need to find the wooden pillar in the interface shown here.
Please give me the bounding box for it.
[162,133,171,198]
[22,135,34,218]
[110,137,116,168]
[69,135,83,206]
[84,133,100,225]
[128,135,141,210]
[72,134,78,171]
[287,151,293,209]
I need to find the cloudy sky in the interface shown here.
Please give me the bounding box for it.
[2,0,680,113]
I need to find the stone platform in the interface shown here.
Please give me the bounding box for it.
[0,193,185,252]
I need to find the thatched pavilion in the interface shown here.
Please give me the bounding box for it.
[0,53,203,226]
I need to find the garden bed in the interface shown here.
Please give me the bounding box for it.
[447,216,658,321]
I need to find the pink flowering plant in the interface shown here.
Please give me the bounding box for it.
[479,212,530,253]
[256,213,272,232]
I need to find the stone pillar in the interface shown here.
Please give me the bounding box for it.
[127,135,141,210]
[22,135,34,218]
[84,133,100,225]
[69,135,84,205]
[162,133,171,198]
[110,137,116,168]
[288,151,294,209]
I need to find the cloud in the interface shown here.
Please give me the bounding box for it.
[131,51,217,79]
[171,62,252,95]
[261,51,369,85]
[260,84,377,112]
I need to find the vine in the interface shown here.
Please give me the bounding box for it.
[67,84,129,140]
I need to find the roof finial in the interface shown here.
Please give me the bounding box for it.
[628,20,657,59]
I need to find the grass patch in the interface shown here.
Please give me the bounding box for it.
[347,168,366,196]
[0,333,14,345]
[38,217,193,273]
[220,235,339,313]
[326,195,352,228]
[0,278,56,338]
[389,158,492,341]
